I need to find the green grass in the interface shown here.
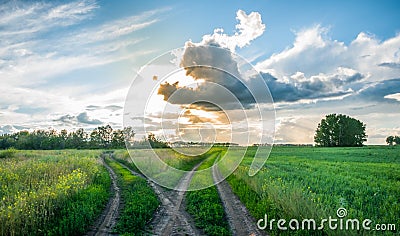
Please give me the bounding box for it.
[114,148,209,188]
[0,150,110,236]
[186,151,231,236]
[105,156,159,235]
[225,146,400,235]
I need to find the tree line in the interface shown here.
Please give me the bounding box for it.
[0,125,135,150]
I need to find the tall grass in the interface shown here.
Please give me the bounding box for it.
[0,150,110,236]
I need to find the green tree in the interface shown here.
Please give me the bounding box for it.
[59,129,68,149]
[97,125,113,148]
[314,114,367,147]
[111,129,125,148]
[66,128,88,149]
[386,136,395,145]
[394,136,400,145]
[89,128,102,148]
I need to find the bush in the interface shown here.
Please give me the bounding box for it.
[0,148,17,158]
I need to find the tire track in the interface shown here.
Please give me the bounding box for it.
[86,154,120,236]
[212,160,267,236]
[110,155,203,236]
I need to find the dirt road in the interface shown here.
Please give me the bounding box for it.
[89,152,265,236]
[112,156,203,236]
[212,163,266,236]
[86,154,120,236]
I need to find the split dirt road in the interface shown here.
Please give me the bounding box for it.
[89,152,265,236]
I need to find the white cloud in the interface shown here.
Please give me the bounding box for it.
[200,10,265,51]
[70,8,167,44]
[0,1,167,132]
[256,25,400,84]
[0,1,164,84]
[384,93,400,102]
[0,0,98,37]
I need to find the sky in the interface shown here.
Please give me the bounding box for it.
[1,0,400,144]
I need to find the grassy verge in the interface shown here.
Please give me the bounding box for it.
[186,151,230,236]
[0,150,110,236]
[105,157,159,235]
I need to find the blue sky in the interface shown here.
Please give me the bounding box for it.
[1,0,400,144]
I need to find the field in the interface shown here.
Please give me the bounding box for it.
[0,150,110,235]
[227,146,400,235]
[0,146,398,235]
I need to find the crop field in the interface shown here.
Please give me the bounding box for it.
[227,146,400,235]
[0,146,398,235]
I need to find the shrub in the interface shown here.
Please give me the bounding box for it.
[0,148,17,158]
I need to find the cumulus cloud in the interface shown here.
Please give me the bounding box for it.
[200,10,265,52]
[158,45,364,108]
[158,15,376,111]
[259,70,365,102]
[157,10,265,111]
[158,46,256,108]
[256,25,400,84]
